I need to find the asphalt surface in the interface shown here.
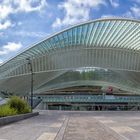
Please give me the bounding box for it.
[0,111,140,140]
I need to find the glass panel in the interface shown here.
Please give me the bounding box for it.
[67,29,73,45]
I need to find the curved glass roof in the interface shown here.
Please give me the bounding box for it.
[0,18,140,95]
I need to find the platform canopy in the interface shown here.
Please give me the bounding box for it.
[0,18,140,96]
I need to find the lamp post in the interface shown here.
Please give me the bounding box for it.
[26,58,33,112]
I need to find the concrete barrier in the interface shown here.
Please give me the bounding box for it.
[0,112,39,126]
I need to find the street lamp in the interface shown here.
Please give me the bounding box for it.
[26,58,33,112]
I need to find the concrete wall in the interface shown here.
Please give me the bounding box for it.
[0,112,39,126]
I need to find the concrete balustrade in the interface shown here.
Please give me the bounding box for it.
[0,112,39,126]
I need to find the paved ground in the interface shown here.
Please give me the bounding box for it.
[0,111,140,140]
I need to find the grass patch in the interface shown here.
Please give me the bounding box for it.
[0,105,17,117]
[0,96,31,117]
[8,96,31,114]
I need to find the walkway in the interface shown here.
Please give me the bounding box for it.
[0,111,140,140]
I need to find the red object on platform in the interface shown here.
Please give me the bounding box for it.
[107,86,113,93]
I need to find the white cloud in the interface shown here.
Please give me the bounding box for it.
[0,0,47,30]
[0,21,12,30]
[0,0,47,15]
[14,31,49,38]
[130,4,140,18]
[0,4,13,20]
[101,14,117,18]
[109,0,119,8]
[52,0,106,28]
[3,42,22,51]
[123,11,134,18]
[13,0,47,13]
[52,18,62,29]
[123,4,140,18]
[0,42,22,55]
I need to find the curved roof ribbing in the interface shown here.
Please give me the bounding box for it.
[0,18,140,95]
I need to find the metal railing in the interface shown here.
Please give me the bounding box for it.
[39,95,140,103]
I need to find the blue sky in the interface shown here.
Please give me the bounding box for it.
[0,0,140,63]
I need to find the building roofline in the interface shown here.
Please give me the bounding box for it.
[1,17,140,67]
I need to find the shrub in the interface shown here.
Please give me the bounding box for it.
[8,96,31,114]
[0,105,17,117]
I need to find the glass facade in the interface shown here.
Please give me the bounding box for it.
[0,18,140,95]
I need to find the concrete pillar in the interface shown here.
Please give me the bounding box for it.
[43,102,47,110]
[59,105,62,110]
[46,104,48,110]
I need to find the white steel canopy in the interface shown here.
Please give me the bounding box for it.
[0,18,140,95]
